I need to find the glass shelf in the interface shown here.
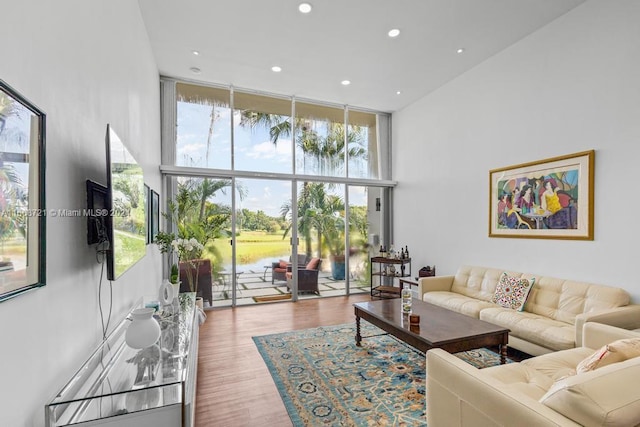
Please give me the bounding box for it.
[46,293,197,427]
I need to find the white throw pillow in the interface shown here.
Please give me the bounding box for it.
[576,337,640,373]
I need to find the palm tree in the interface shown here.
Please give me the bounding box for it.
[279,182,327,258]
[239,112,290,145]
[0,91,19,135]
[167,178,233,248]
[0,96,28,251]
[239,111,367,176]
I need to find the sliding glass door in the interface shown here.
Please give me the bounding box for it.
[234,178,293,304]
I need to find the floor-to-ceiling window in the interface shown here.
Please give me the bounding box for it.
[160,79,394,307]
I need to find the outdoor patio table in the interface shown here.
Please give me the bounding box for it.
[219,270,244,294]
[262,265,272,282]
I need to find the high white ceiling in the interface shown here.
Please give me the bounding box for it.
[137,0,585,113]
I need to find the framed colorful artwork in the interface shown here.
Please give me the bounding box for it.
[489,150,594,240]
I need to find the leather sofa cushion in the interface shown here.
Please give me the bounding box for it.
[423,291,496,318]
[526,277,630,325]
[451,266,508,302]
[522,347,593,381]
[540,357,640,426]
[480,307,575,352]
[481,363,553,400]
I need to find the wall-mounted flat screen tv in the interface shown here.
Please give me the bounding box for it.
[105,124,146,280]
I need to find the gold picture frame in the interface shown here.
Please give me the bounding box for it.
[489,150,594,240]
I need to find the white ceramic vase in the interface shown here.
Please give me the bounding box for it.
[158,280,175,305]
[171,281,181,297]
[126,308,161,349]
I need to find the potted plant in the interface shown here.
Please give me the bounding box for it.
[171,237,205,294]
[155,230,177,273]
[170,263,179,285]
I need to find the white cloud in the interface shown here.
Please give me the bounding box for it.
[245,139,292,162]
[180,142,206,154]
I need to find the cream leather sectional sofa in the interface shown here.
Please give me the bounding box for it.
[427,323,640,426]
[417,265,640,356]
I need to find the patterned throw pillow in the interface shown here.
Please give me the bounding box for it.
[576,338,640,373]
[491,272,535,311]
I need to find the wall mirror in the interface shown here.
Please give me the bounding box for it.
[0,80,46,302]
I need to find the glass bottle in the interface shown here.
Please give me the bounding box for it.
[401,282,412,314]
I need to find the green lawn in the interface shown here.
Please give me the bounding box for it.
[115,230,146,277]
[209,231,291,265]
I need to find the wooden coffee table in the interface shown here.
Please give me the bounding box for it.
[354,298,510,364]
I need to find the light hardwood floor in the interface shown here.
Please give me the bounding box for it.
[195,294,372,427]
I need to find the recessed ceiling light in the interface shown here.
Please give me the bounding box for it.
[298,3,312,13]
[341,80,351,86]
[388,29,400,38]
[396,91,402,95]
[192,50,200,56]
[271,66,282,72]
[457,48,465,54]
[190,67,201,74]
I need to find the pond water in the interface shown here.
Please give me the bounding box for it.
[222,255,288,272]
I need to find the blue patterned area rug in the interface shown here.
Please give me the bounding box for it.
[253,323,513,426]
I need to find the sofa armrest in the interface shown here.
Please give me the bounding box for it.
[427,349,580,426]
[582,322,640,350]
[416,275,454,299]
[574,305,640,347]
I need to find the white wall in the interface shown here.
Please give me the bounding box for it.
[393,1,640,301]
[0,1,162,426]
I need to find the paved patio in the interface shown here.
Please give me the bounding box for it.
[204,268,371,308]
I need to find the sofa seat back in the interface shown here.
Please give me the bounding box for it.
[452,266,631,325]
[526,276,630,325]
[451,266,507,302]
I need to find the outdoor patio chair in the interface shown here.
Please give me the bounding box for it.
[179,258,213,306]
[286,258,322,295]
[271,254,309,284]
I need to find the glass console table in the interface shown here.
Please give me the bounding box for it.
[45,293,199,427]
